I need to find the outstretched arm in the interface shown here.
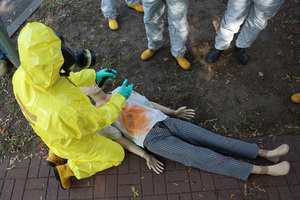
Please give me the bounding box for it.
[150,101,195,120]
[115,136,164,174]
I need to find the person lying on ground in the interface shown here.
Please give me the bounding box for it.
[80,84,290,181]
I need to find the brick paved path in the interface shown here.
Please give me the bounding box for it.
[0,135,299,200]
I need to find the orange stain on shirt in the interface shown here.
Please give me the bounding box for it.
[118,105,153,136]
[97,103,153,137]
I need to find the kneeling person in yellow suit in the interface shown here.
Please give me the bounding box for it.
[12,22,133,189]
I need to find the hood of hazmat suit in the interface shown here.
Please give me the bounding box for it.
[12,22,126,179]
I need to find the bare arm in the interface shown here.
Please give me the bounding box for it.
[114,136,164,174]
[150,101,195,120]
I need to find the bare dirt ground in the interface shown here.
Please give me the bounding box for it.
[0,0,299,159]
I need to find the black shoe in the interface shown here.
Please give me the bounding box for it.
[234,46,249,65]
[205,49,223,63]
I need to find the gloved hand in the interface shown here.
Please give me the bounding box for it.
[118,79,133,100]
[143,153,164,174]
[95,68,117,83]
[175,106,195,120]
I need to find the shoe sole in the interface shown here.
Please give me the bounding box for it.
[45,160,56,168]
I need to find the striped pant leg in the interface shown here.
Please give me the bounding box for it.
[144,122,253,180]
[162,118,259,159]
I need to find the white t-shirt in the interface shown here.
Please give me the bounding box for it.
[97,87,168,147]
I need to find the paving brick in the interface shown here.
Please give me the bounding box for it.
[217,190,229,200]
[291,161,300,182]
[289,184,300,198]
[277,185,293,200]
[285,165,299,184]
[0,179,3,191]
[143,194,167,200]
[192,191,217,200]
[141,172,153,196]
[129,153,140,173]
[261,175,287,186]
[106,174,117,197]
[71,176,93,187]
[165,170,188,182]
[166,181,190,193]
[167,194,179,200]
[0,179,14,200]
[118,173,141,185]
[97,166,118,175]
[28,157,41,178]
[15,158,30,168]
[180,193,192,200]
[23,189,46,200]
[175,162,187,170]
[140,159,150,172]
[228,189,243,200]
[200,171,215,191]
[162,158,176,171]
[70,187,93,199]
[281,150,300,161]
[94,175,105,198]
[58,186,69,199]
[0,159,9,179]
[266,186,280,200]
[189,168,202,192]
[46,177,59,200]
[118,184,141,197]
[6,167,28,179]
[38,161,50,177]
[25,178,48,189]
[153,173,166,195]
[11,179,25,200]
[118,152,129,174]
[214,177,239,190]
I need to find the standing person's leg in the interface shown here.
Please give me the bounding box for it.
[234,0,284,64]
[167,0,190,70]
[141,0,165,61]
[236,0,285,48]
[206,0,252,63]
[126,0,144,12]
[101,0,119,30]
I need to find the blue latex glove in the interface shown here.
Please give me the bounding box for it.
[118,79,133,100]
[95,68,117,83]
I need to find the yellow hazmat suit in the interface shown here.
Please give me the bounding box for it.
[12,22,126,179]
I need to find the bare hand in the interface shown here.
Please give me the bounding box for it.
[144,154,164,174]
[175,106,195,120]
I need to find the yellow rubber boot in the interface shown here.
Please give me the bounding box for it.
[173,56,191,70]
[108,19,118,30]
[128,3,144,12]
[141,49,157,61]
[291,93,300,103]
[54,163,74,189]
[45,150,65,167]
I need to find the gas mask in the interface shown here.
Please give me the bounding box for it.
[57,35,96,76]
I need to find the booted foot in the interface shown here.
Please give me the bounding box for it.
[108,19,118,30]
[141,49,157,61]
[53,164,74,189]
[234,45,248,65]
[0,60,8,77]
[173,56,191,70]
[259,144,289,163]
[205,49,223,63]
[45,150,65,167]
[291,93,300,103]
[128,3,144,12]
